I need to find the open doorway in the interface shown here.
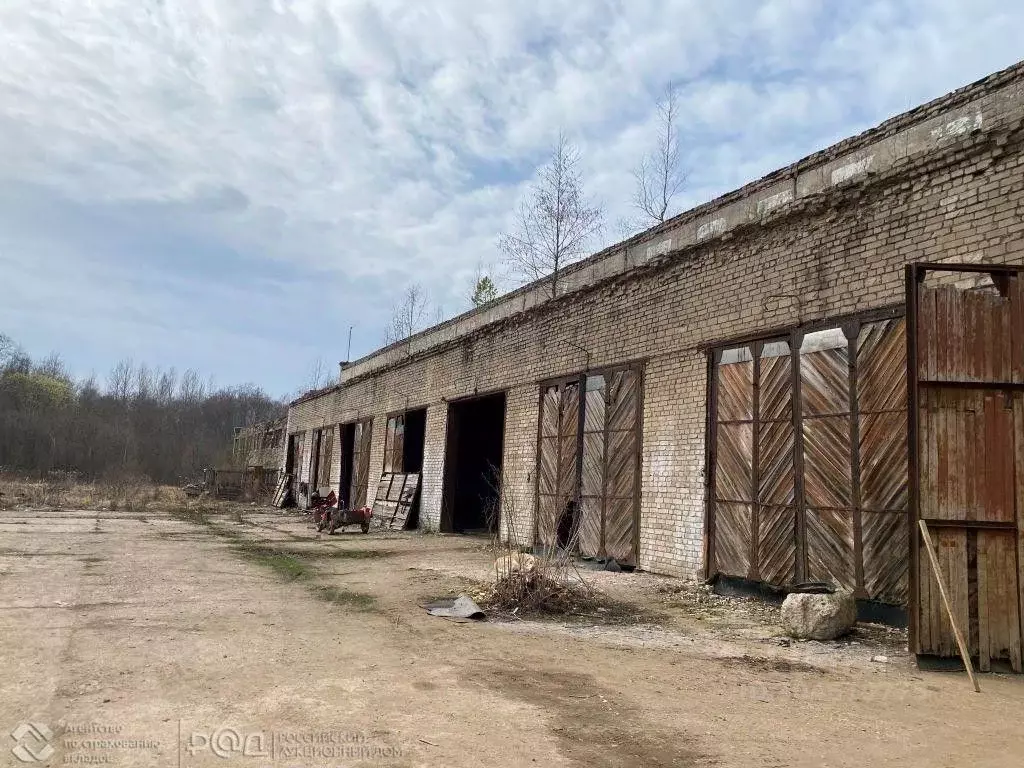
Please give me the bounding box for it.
[441,393,506,534]
[340,419,372,509]
[380,408,427,528]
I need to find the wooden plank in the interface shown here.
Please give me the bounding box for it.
[978,530,1022,672]
[802,416,853,509]
[1016,392,1024,670]
[716,423,753,502]
[758,421,795,505]
[718,359,754,421]
[713,502,751,577]
[977,530,991,672]
[1012,275,1024,383]
[919,520,981,692]
[805,507,855,590]
[921,287,935,382]
[863,509,909,604]
[801,346,851,416]
[758,505,796,586]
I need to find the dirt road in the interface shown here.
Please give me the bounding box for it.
[1,504,1021,767]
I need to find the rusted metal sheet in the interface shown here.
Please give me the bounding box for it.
[917,279,1019,384]
[910,264,1023,672]
[708,310,908,602]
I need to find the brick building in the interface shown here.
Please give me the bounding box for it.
[284,62,1024,628]
[232,416,286,470]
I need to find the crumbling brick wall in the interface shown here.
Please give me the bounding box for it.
[286,63,1024,579]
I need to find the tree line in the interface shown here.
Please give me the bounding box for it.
[0,334,283,484]
[387,82,686,341]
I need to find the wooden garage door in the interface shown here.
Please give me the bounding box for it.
[350,419,373,508]
[712,341,796,583]
[910,264,1023,671]
[578,370,641,565]
[537,367,642,565]
[709,311,907,602]
[537,379,580,548]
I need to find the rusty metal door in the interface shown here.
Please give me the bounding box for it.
[909,263,1023,671]
[709,311,907,602]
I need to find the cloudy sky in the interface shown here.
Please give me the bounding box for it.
[1,1,1021,397]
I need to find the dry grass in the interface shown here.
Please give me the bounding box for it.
[0,472,185,513]
[477,467,619,620]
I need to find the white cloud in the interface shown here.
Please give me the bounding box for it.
[0,0,1022,391]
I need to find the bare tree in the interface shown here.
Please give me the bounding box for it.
[385,283,431,346]
[303,357,330,392]
[107,359,133,402]
[633,82,687,226]
[499,133,603,298]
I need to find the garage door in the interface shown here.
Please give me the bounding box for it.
[708,309,908,603]
[537,367,642,565]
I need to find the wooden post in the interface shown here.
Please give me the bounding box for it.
[918,519,981,693]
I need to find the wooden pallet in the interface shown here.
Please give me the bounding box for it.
[370,472,421,530]
[271,473,291,508]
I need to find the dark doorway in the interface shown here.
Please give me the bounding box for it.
[384,408,426,474]
[442,393,506,534]
[340,419,372,508]
[403,408,426,473]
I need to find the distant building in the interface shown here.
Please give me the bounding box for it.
[232,417,286,471]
